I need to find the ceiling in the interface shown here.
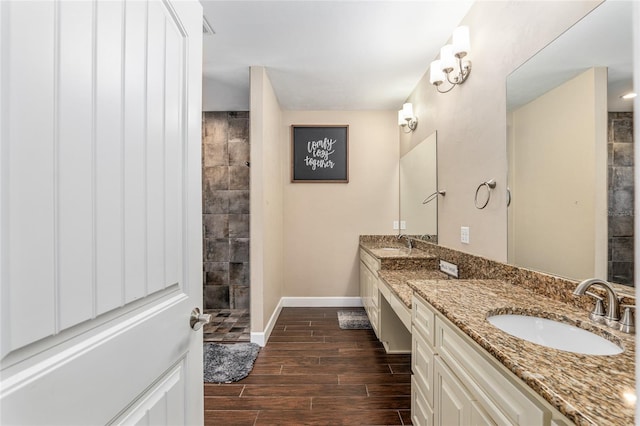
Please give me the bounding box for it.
[200,1,474,111]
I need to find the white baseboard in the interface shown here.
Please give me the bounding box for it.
[250,297,363,346]
[281,297,363,307]
[250,298,283,347]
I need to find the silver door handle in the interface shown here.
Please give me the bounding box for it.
[190,307,211,331]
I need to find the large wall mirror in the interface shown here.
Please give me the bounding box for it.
[400,131,438,241]
[507,0,634,286]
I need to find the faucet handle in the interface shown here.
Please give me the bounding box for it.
[585,291,606,323]
[619,305,635,334]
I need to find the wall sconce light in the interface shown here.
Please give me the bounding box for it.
[430,26,472,93]
[398,102,418,133]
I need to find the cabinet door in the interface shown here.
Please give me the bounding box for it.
[412,376,434,426]
[359,261,368,307]
[412,327,435,407]
[434,357,471,426]
[470,401,498,426]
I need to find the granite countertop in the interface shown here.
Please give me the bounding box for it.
[408,279,636,426]
[377,269,448,308]
[359,239,439,271]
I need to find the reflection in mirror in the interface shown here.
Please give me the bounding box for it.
[400,131,438,241]
[507,0,634,286]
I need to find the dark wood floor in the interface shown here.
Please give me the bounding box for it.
[204,307,412,425]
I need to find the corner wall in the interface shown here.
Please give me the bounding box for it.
[249,67,284,334]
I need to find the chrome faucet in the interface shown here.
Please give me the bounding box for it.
[397,234,413,249]
[573,278,620,328]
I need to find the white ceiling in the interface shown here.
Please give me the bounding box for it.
[201,1,474,111]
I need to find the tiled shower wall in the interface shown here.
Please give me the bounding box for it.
[608,112,634,286]
[202,112,250,309]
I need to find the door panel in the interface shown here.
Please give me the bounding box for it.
[1,0,203,424]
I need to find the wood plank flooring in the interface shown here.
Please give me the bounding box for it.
[204,307,412,425]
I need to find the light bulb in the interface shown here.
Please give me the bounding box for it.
[452,26,470,58]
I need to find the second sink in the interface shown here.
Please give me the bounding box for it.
[487,314,623,356]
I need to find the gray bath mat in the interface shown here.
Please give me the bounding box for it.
[337,310,372,329]
[203,342,260,383]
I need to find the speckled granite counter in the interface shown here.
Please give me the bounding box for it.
[408,279,635,426]
[378,269,447,308]
[359,235,439,270]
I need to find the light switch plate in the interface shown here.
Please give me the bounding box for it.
[461,226,470,244]
[400,221,406,230]
[393,221,399,230]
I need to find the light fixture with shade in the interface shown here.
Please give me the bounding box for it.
[398,102,418,133]
[430,26,472,93]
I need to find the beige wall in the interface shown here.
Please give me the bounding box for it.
[282,111,399,297]
[249,67,284,331]
[402,1,601,262]
[247,1,611,331]
[508,67,608,280]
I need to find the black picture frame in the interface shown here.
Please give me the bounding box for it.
[290,125,349,183]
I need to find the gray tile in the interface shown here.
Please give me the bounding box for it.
[229,214,250,238]
[230,238,250,262]
[613,143,634,167]
[229,262,249,286]
[611,116,633,143]
[611,166,634,190]
[228,190,250,214]
[203,190,229,214]
[203,140,228,167]
[231,285,250,310]
[229,165,250,190]
[229,140,250,165]
[203,112,229,143]
[609,262,634,287]
[204,239,230,262]
[204,285,230,309]
[611,237,634,262]
[203,166,229,191]
[204,214,229,239]
[228,112,249,141]
[609,215,634,237]
[204,262,229,286]
[609,188,634,216]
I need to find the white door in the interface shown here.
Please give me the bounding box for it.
[0,0,204,424]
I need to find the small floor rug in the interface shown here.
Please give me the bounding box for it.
[203,342,260,383]
[337,310,372,330]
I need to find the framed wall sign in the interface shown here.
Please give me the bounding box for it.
[290,125,349,183]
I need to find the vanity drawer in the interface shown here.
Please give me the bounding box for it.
[411,376,434,426]
[412,327,434,407]
[412,294,436,346]
[436,316,547,425]
[360,249,381,274]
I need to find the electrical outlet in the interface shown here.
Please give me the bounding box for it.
[400,221,406,230]
[461,226,470,244]
[393,221,399,230]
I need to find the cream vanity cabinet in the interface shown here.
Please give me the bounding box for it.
[411,294,572,426]
[359,249,380,337]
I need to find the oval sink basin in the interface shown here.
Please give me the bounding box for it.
[487,314,622,355]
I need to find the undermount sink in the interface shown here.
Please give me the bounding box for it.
[487,314,623,356]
